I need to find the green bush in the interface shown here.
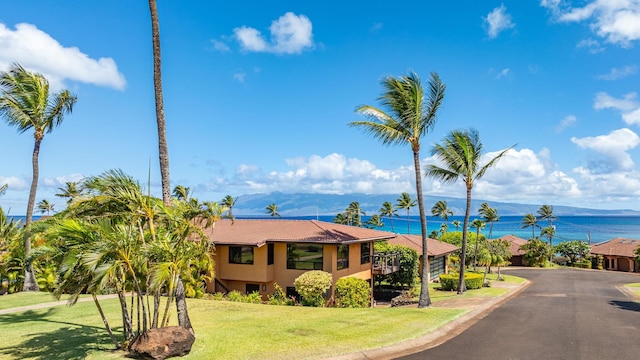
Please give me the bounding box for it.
[335,277,370,308]
[580,259,592,269]
[294,270,333,307]
[245,291,263,304]
[267,283,291,305]
[439,273,484,291]
[226,290,245,302]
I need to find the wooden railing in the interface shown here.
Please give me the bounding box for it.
[372,252,401,275]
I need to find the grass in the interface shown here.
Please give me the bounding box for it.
[0,293,467,360]
[0,291,61,311]
[624,283,640,297]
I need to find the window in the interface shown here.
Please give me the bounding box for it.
[287,244,323,270]
[246,283,260,294]
[430,256,446,280]
[360,242,371,264]
[229,246,254,264]
[267,243,274,265]
[337,244,349,270]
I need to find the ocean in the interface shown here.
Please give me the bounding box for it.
[10,214,640,245]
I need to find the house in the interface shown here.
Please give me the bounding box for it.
[590,237,640,273]
[202,219,397,299]
[387,234,459,280]
[494,235,528,266]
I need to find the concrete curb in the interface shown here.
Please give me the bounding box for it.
[326,279,531,360]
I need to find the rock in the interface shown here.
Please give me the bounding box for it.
[129,326,195,360]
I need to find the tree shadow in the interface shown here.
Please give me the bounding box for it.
[609,300,640,312]
[0,308,124,360]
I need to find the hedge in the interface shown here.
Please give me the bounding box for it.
[439,273,484,291]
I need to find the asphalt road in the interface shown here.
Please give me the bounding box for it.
[400,268,640,360]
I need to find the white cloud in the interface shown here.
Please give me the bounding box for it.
[41,173,85,189]
[0,175,27,191]
[0,23,126,90]
[556,114,577,132]
[542,0,640,47]
[596,65,637,80]
[484,4,516,39]
[495,68,510,79]
[571,128,640,172]
[576,38,605,53]
[233,72,246,83]
[594,92,640,125]
[211,39,231,52]
[233,12,313,54]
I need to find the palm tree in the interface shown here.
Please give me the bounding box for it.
[396,192,417,235]
[431,200,453,233]
[346,201,365,227]
[265,203,281,217]
[479,203,499,239]
[172,185,191,201]
[521,213,538,239]
[36,199,54,215]
[0,63,77,291]
[350,72,445,308]
[221,195,237,221]
[378,201,398,233]
[470,218,486,271]
[452,219,462,231]
[366,214,384,229]
[540,225,556,261]
[55,181,82,205]
[148,0,171,207]
[537,204,557,243]
[0,183,8,196]
[333,213,348,225]
[426,128,513,294]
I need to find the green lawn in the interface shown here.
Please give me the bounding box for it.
[0,294,467,360]
[0,291,61,311]
[624,283,640,297]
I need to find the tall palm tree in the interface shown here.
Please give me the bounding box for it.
[346,201,366,227]
[478,203,499,239]
[521,213,538,239]
[426,128,513,294]
[350,72,445,307]
[0,63,77,291]
[431,200,453,233]
[537,204,557,240]
[172,185,191,201]
[0,183,8,196]
[378,201,398,233]
[221,195,237,221]
[148,0,171,207]
[36,199,54,215]
[540,225,556,261]
[396,192,416,234]
[366,214,384,229]
[470,218,486,271]
[349,72,446,307]
[265,203,281,217]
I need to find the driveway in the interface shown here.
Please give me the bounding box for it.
[400,268,640,360]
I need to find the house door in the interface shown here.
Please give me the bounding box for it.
[246,283,260,294]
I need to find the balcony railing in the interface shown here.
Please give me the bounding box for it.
[372,253,401,275]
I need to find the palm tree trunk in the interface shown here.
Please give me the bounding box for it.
[473,228,479,272]
[23,137,41,292]
[93,293,120,349]
[117,290,133,341]
[148,0,172,207]
[413,149,431,308]
[458,186,472,294]
[175,277,194,334]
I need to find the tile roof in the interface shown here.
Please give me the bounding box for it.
[200,219,396,247]
[388,234,459,256]
[494,234,529,256]
[590,237,640,258]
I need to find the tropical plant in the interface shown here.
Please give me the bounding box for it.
[345,201,365,227]
[335,277,371,308]
[265,203,281,217]
[431,200,453,234]
[333,213,348,225]
[0,206,24,294]
[0,63,77,291]
[395,192,416,235]
[470,219,486,271]
[36,199,55,215]
[55,181,83,205]
[478,203,499,239]
[537,205,557,257]
[350,71,445,308]
[0,183,6,196]
[452,219,461,231]
[221,195,237,221]
[172,185,191,200]
[293,270,333,307]
[554,240,590,265]
[374,241,419,289]
[486,239,511,280]
[521,213,538,239]
[378,201,398,232]
[520,238,551,267]
[366,214,384,229]
[426,128,513,294]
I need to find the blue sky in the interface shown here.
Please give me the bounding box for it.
[1,1,640,215]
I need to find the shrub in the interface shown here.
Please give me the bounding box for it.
[373,242,419,288]
[211,292,225,301]
[439,273,484,291]
[245,291,263,304]
[226,290,245,302]
[294,270,333,307]
[580,258,592,269]
[335,277,370,308]
[267,283,288,305]
[597,254,604,270]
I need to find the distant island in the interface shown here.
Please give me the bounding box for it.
[230,192,640,217]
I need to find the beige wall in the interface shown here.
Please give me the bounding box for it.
[210,242,374,299]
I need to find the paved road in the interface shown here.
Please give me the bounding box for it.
[400,268,640,360]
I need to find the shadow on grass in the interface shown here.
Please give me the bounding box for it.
[609,300,640,312]
[0,308,122,360]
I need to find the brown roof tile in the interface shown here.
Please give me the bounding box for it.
[590,237,640,257]
[494,234,528,256]
[388,234,458,256]
[201,219,396,247]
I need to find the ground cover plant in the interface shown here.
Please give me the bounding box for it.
[0,293,466,360]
